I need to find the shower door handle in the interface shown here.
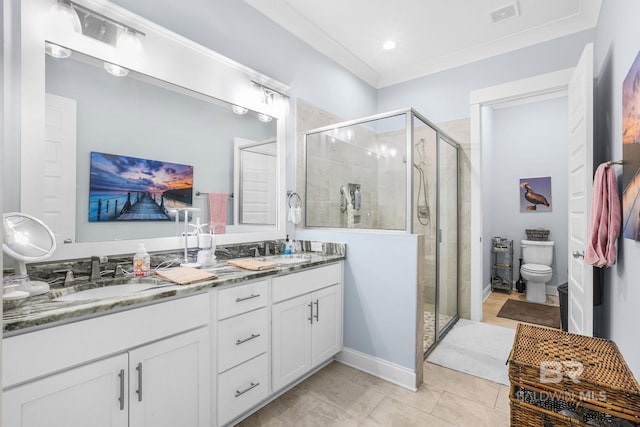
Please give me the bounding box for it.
[572,251,584,259]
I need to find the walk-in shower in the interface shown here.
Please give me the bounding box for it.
[303,108,460,356]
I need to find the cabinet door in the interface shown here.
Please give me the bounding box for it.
[129,327,209,427]
[272,293,312,391]
[311,284,343,367]
[2,354,128,427]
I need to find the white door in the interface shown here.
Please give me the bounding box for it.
[567,43,594,336]
[233,138,277,225]
[311,285,342,367]
[128,328,210,427]
[2,354,128,427]
[272,294,312,391]
[44,93,77,245]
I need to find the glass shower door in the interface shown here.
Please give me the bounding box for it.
[437,136,459,336]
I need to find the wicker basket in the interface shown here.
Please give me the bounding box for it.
[525,228,550,241]
[508,324,640,426]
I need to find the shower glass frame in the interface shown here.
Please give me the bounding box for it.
[303,108,460,356]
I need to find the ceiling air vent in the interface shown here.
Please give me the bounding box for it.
[489,2,520,23]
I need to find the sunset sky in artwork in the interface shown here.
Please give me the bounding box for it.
[623,51,640,145]
[90,152,193,193]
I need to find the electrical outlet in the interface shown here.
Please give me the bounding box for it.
[310,241,323,252]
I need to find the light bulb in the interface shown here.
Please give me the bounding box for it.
[232,105,248,115]
[49,1,82,34]
[103,62,129,77]
[45,42,71,59]
[258,113,273,123]
[117,28,143,57]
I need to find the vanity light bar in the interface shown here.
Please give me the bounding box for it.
[251,81,288,100]
[61,0,146,37]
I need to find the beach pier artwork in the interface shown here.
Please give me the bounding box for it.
[89,152,193,222]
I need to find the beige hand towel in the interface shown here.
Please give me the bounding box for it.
[227,259,279,271]
[154,266,217,284]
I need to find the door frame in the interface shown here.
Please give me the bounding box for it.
[469,68,574,321]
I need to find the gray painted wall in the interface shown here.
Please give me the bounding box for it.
[594,0,640,377]
[484,97,569,293]
[110,0,377,123]
[377,30,595,123]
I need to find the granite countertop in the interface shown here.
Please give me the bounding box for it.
[3,253,344,337]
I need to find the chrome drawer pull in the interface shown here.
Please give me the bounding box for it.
[236,333,261,345]
[136,362,143,402]
[235,294,260,302]
[308,302,313,324]
[118,369,125,410]
[314,299,319,322]
[235,381,260,397]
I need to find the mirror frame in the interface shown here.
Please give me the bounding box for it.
[12,0,288,260]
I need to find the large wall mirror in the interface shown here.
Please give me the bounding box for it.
[45,50,278,244]
[9,0,288,260]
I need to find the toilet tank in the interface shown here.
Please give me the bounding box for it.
[521,240,554,266]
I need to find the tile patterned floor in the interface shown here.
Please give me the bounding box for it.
[238,361,510,426]
[423,310,455,352]
[237,291,562,426]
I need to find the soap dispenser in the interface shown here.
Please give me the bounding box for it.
[133,243,150,277]
[284,235,293,255]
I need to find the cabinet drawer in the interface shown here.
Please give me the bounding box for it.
[272,263,342,303]
[217,280,268,320]
[218,353,269,426]
[218,308,268,373]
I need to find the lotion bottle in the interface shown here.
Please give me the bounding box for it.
[133,243,151,277]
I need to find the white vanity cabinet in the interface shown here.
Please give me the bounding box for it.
[271,263,343,392]
[2,294,210,427]
[128,328,209,427]
[3,354,129,427]
[215,280,270,426]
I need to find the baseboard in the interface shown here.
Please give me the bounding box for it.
[335,347,417,392]
[482,284,492,302]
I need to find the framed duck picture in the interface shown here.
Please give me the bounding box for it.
[520,176,552,212]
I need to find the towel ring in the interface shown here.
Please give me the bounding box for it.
[288,192,302,208]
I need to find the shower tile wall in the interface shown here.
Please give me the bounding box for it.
[300,99,406,230]
[306,133,380,228]
[296,99,471,320]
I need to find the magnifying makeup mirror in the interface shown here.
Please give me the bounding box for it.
[3,212,57,296]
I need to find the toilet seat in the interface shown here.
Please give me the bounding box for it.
[521,263,552,274]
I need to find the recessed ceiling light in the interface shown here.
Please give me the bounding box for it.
[382,40,396,50]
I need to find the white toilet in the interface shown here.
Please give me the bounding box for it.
[520,240,554,304]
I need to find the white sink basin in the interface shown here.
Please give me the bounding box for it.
[55,283,169,302]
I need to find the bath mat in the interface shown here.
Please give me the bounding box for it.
[427,318,514,385]
[497,299,560,329]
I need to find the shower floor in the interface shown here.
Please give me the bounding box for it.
[423,310,455,353]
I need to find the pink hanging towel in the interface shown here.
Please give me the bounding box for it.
[208,193,228,234]
[585,163,621,267]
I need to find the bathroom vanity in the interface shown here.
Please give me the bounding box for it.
[2,255,344,427]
